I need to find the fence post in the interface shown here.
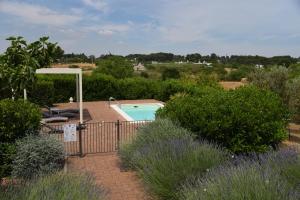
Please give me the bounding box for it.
[116,120,120,150]
[79,123,83,157]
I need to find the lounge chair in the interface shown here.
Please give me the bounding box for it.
[41,117,69,123]
[44,106,79,114]
[42,111,77,118]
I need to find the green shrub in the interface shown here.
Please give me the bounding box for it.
[119,118,192,169]
[1,172,105,200]
[157,86,289,153]
[12,135,64,180]
[248,66,289,99]
[179,161,298,200]
[0,99,41,143]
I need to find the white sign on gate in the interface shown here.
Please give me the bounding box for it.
[63,124,77,142]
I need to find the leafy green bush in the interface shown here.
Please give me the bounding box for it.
[0,99,41,143]
[157,86,289,153]
[119,119,228,199]
[12,135,64,180]
[1,172,105,200]
[179,149,300,200]
[248,66,289,99]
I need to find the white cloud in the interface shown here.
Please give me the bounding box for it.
[154,0,300,44]
[0,1,81,26]
[84,24,131,36]
[82,0,107,11]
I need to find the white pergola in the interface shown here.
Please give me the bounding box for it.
[35,68,83,123]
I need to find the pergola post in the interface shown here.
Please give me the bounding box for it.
[79,72,83,124]
[76,74,79,107]
[23,89,27,100]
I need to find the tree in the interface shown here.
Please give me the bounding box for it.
[93,56,134,78]
[0,36,62,98]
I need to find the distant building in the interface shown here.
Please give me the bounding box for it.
[202,61,212,66]
[133,63,146,71]
[151,61,158,64]
[255,64,264,69]
[194,60,212,67]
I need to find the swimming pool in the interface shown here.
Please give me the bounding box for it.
[111,103,164,121]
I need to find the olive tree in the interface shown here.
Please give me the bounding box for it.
[0,36,63,98]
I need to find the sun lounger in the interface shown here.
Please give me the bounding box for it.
[41,117,68,123]
[42,111,77,118]
[50,108,79,114]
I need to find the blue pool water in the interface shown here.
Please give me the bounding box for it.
[120,104,162,121]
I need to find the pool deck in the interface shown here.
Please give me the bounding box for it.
[55,99,163,123]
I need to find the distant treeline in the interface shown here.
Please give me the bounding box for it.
[57,52,300,67]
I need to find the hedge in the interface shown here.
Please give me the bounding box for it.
[27,74,222,105]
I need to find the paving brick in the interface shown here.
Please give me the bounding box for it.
[68,153,149,200]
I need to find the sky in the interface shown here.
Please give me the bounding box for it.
[1,0,300,57]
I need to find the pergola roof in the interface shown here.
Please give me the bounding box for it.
[36,68,83,123]
[36,68,81,74]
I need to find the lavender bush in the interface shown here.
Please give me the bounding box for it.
[118,118,193,169]
[179,149,300,200]
[137,138,228,200]
[1,172,106,200]
[12,135,64,180]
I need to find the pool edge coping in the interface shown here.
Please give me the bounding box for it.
[110,103,164,121]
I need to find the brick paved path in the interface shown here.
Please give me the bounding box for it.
[67,153,149,200]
